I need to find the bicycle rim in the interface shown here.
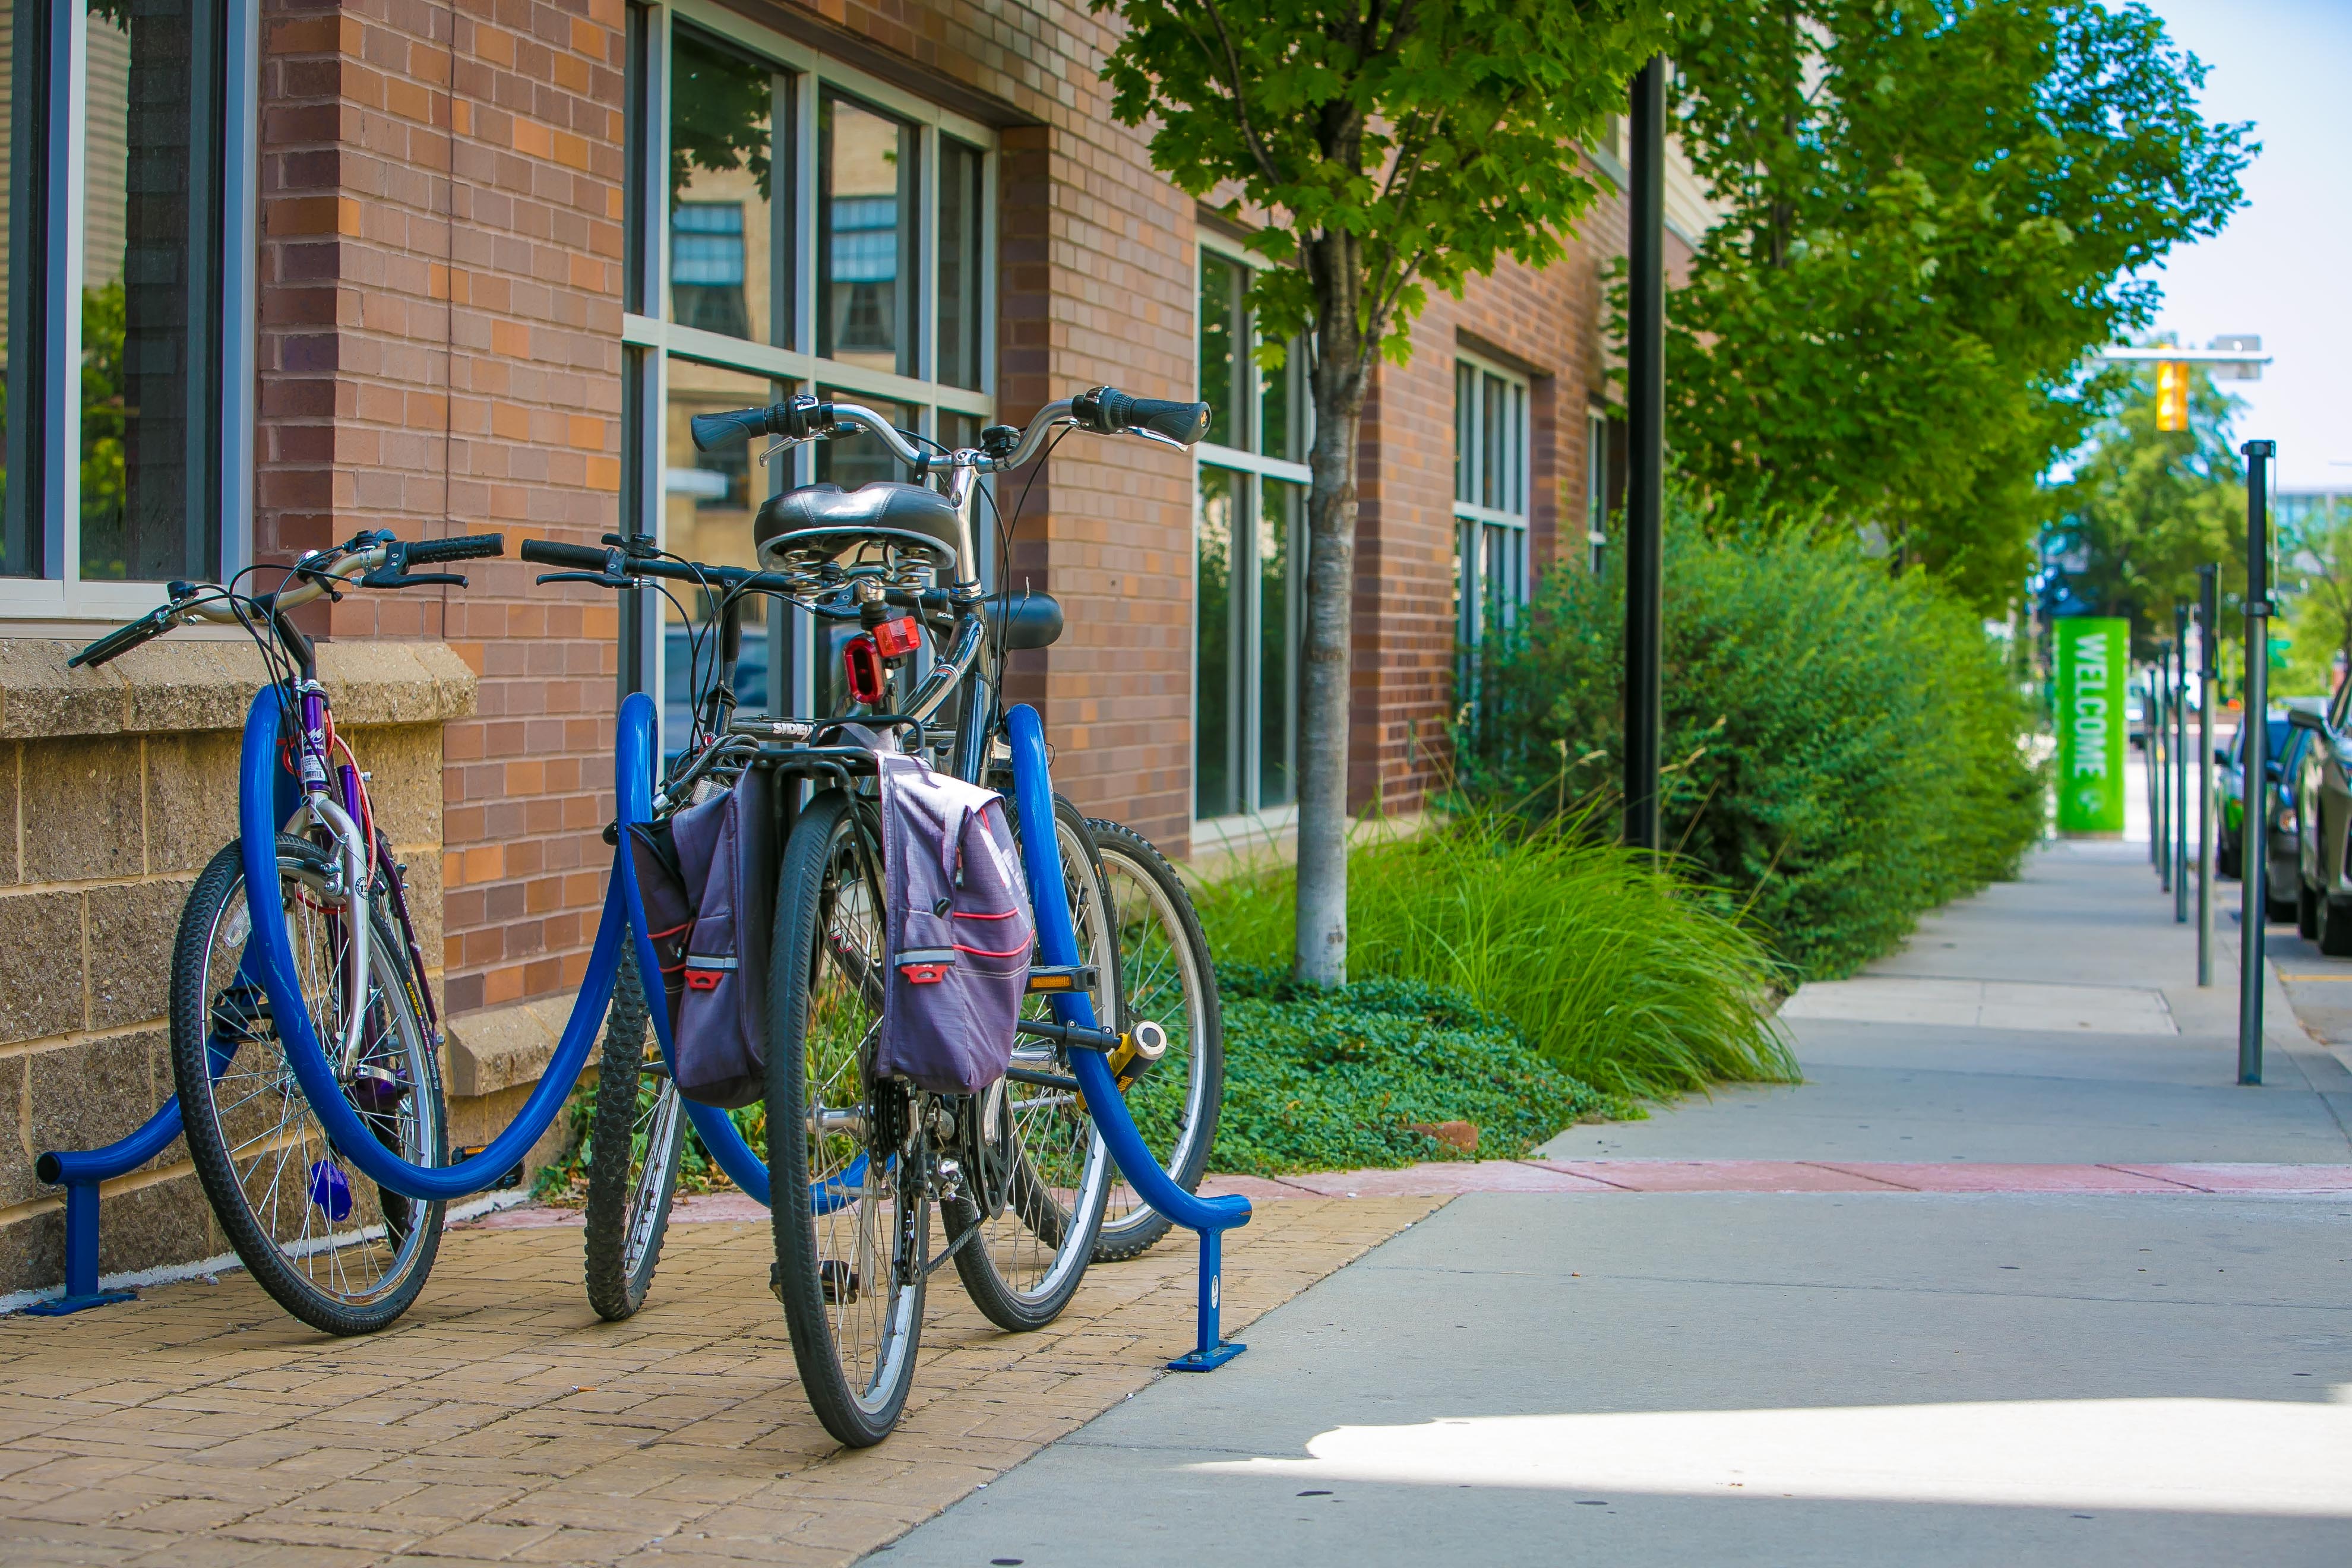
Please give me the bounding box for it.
[173,837,445,1333]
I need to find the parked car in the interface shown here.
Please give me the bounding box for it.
[2286,689,2352,950]
[2217,709,2308,925]
[2126,676,2150,751]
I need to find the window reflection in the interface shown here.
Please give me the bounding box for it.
[1196,466,1238,819]
[668,28,780,346]
[663,359,779,751]
[2,2,29,576]
[937,137,984,390]
[81,0,206,583]
[1198,256,1241,448]
[1259,478,1300,807]
[819,94,916,376]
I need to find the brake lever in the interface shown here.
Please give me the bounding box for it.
[536,570,633,589]
[1128,428,1190,452]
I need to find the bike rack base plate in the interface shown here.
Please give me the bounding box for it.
[21,1289,137,1317]
[1166,1339,1246,1373]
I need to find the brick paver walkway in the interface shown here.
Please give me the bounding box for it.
[0,1197,1435,1567]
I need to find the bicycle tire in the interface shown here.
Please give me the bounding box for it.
[946,798,1113,1330]
[1084,819,1224,1262]
[171,836,447,1335]
[581,944,687,1321]
[766,789,927,1447]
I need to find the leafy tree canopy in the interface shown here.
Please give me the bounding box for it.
[1098,0,1670,384]
[1662,0,2252,611]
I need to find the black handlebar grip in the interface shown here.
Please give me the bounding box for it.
[690,406,775,452]
[1074,387,1213,447]
[407,532,506,565]
[71,610,167,669]
[519,538,613,571]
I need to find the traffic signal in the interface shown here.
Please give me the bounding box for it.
[2155,361,2189,432]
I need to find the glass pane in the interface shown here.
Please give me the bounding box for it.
[1481,372,1504,513]
[936,136,984,390]
[82,0,207,582]
[819,93,916,377]
[1262,336,1301,464]
[1,1,31,576]
[663,359,779,754]
[1456,519,1475,645]
[1196,466,1238,819]
[1198,255,1240,448]
[1454,361,1475,506]
[1259,478,1300,808]
[667,28,778,345]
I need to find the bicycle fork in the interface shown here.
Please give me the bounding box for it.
[289,681,375,1077]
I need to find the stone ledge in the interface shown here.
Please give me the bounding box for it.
[444,995,596,1099]
[0,638,478,739]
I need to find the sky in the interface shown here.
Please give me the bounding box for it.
[2136,0,2351,493]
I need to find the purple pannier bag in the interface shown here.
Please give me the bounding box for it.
[871,747,1034,1095]
[624,766,774,1109]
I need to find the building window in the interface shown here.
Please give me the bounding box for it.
[2,0,255,621]
[1453,355,1529,652]
[624,4,994,745]
[1194,242,1309,824]
[1585,406,1608,573]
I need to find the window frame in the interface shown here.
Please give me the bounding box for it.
[624,0,998,725]
[1452,349,1531,651]
[1193,230,1311,830]
[0,0,260,629]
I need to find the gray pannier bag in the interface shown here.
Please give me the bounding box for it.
[867,742,1035,1095]
[624,766,775,1109]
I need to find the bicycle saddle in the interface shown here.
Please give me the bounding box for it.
[754,482,960,570]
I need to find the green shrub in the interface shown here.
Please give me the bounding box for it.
[1455,524,2044,979]
[1141,964,1619,1174]
[1193,815,1796,1101]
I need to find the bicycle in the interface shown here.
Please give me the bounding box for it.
[526,384,1234,1441]
[69,530,507,1332]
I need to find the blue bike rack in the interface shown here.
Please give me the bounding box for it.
[1006,703,1253,1370]
[30,688,1241,1371]
[25,1102,185,1315]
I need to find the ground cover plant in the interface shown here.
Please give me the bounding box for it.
[1193,817,1795,1104]
[1455,524,2045,981]
[1145,965,1620,1175]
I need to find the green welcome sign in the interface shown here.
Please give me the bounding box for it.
[2055,617,2128,834]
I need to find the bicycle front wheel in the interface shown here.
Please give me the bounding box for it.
[766,789,927,1448]
[581,944,686,1320]
[1086,819,1224,1262]
[171,836,447,1335]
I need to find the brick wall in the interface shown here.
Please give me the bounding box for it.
[258,0,625,1021]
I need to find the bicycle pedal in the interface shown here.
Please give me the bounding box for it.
[818,1259,861,1305]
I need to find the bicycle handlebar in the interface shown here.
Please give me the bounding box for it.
[518,539,611,573]
[687,385,1209,470]
[69,607,175,669]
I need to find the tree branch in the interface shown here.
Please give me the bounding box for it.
[1192,0,1287,193]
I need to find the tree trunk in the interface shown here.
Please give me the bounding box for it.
[1294,315,1370,989]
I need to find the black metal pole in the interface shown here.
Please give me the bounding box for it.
[2175,603,2191,923]
[1623,55,1667,853]
[2198,564,2218,984]
[2240,440,2275,1085]
[2157,641,2172,892]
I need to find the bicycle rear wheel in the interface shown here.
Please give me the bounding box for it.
[946,799,1113,1329]
[171,836,446,1335]
[766,789,927,1447]
[581,946,686,1320]
[1085,820,1223,1262]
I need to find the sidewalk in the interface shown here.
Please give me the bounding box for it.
[874,828,2352,1566]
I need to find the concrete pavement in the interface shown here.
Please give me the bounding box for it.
[871,812,2352,1564]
